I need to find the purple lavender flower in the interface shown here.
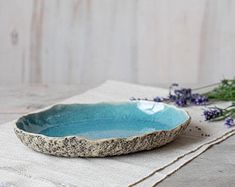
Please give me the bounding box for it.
[203,107,223,121]
[130,97,142,101]
[175,97,187,107]
[153,96,164,102]
[169,94,177,101]
[174,88,192,99]
[130,97,137,101]
[224,117,234,127]
[191,94,208,105]
[169,84,180,99]
[169,84,192,105]
[131,83,212,108]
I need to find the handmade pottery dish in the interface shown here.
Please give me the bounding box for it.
[14,101,191,157]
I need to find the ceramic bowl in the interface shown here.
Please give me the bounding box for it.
[14,101,191,157]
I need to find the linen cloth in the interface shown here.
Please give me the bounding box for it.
[0,80,234,187]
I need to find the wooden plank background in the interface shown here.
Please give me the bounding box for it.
[0,0,234,86]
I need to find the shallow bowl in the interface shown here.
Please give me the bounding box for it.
[14,101,191,157]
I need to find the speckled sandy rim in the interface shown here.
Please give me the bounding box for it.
[13,102,191,157]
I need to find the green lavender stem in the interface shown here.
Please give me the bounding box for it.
[200,79,235,101]
[211,107,235,121]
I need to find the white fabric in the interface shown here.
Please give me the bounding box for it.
[0,80,234,187]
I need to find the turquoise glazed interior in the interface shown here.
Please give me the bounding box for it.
[16,101,189,140]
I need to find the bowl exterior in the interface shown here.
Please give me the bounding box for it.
[14,117,190,157]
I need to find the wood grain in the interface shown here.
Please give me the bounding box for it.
[0,0,234,86]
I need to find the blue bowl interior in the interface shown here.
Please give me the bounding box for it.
[16,101,189,140]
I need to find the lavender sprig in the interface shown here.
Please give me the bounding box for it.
[153,96,165,102]
[130,78,235,126]
[130,84,208,107]
[203,107,224,121]
[202,104,235,127]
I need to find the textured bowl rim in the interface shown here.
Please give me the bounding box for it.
[14,101,191,143]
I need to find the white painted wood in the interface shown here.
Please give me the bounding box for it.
[0,0,234,86]
[0,0,33,85]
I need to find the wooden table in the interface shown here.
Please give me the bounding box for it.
[1,85,234,187]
